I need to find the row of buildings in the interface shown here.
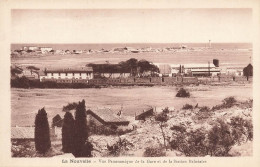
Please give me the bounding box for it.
[12,59,247,82]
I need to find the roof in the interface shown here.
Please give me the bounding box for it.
[11,127,34,139]
[87,108,129,123]
[46,67,93,73]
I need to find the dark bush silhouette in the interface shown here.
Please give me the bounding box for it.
[73,100,92,157]
[143,146,166,157]
[230,116,253,143]
[212,96,237,111]
[62,112,75,153]
[182,104,193,110]
[62,102,78,112]
[34,108,51,154]
[176,88,190,98]
[199,106,210,112]
[170,128,207,156]
[208,119,235,156]
[107,138,134,156]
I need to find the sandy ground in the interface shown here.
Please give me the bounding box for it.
[11,84,252,126]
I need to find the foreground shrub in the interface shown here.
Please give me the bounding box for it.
[212,96,237,111]
[89,123,133,136]
[143,146,166,157]
[230,116,253,143]
[176,88,190,98]
[199,106,210,112]
[107,138,134,157]
[182,104,193,110]
[170,128,207,156]
[208,119,235,156]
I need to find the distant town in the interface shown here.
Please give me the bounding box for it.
[11,44,253,87]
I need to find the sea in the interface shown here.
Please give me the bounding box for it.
[11,43,252,51]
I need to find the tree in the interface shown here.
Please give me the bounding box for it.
[125,58,138,76]
[73,100,92,157]
[243,64,253,80]
[155,108,169,150]
[62,112,75,153]
[34,108,51,154]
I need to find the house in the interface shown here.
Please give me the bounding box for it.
[39,67,93,82]
[86,108,130,126]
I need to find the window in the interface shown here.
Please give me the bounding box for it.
[51,73,53,76]
[80,73,81,76]
[65,73,67,76]
[59,73,60,76]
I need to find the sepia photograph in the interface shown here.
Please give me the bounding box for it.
[1,0,260,166]
[10,8,254,158]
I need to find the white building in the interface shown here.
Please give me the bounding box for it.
[40,47,53,53]
[23,46,39,51]
[39,67,93,82]
[171,63,221,76]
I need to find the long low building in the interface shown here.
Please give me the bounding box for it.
[39,67,93,82]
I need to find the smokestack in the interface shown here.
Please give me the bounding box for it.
[209,40,211,48]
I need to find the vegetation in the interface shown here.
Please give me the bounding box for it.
[243,64,253,79]
[34,108,51,154]
[62,102,78,111]
[143,146,166,157]
[73,100,93,157]
[170,127,207,156]
[230,116,253,143]
[212,96,237,111]
[62,112,75,153]
[208,119,235,156]
[199,106,210,112]
[88,121,133,136]
[176,88,190,98]
[155,108,169,150]
[107,138,134,157]
[182,104,193,110]
[88,58,159,77]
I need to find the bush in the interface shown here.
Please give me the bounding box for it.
[107,138,134,157]
[230,116,253,143]
[182,104,193,110]
[170,128,207,156]
[199,106,210,112]
[208,119,235,156]
[176,88,190,98]
[170,125,186,133]
[212,96,237,111]
[143,146,166,157]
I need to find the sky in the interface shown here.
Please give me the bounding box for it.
[11,9,252,43]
